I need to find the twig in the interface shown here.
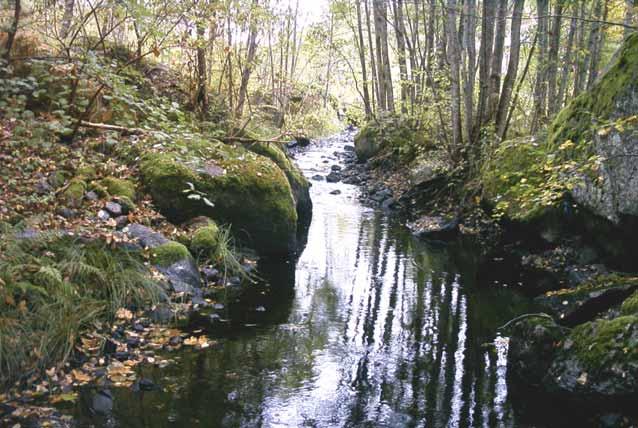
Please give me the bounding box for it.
[497,313,555,332]
[79,120,147,134]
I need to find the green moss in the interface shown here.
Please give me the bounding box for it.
[49,170,68,188]
[101,177,137,200]
[621,291,638,315]
[548,33,638,149]
[63,178,87,207]
[568,315,638,369]
[139,139,299,255]
[191,223,220,253]
[248,142,311,220]
[76,164,97,180]
[151,241,192,267]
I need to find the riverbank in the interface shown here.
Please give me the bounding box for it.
[344,34,638,421]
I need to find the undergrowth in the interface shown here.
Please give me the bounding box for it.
[0,224,162,388]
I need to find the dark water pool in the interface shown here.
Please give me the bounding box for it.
[72,131,543,428]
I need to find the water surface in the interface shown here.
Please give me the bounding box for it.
[74,131,535,427]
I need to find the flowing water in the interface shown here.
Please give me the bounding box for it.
[73,131,541,427]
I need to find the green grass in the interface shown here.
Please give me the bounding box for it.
[0,225,162,388]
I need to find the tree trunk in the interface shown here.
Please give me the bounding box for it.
[3,0,21,61]
[573,0,588,97]
[496,0,525,140]
[547,1,563,116]
[356,0,372,118]
[587,0,605,89]
[487,0,507,122]
[531,0,549,134]
[364,0,378,113]
[236,0,259,118]
[323,10,335,108]
[196,22,209,115]
[474,0,496,139]
[60,0,75,39]
[462,0,476,144]
[393,0,409,114]
[373,0,388,111]
[445,0,463,156]
[557,3,576,110]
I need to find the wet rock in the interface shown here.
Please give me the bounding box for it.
[105,201,123,216]
[371,188,392,202]
[330,190,342,195]
[344,145,355,152]
[342,176,361,185]
[311,174,324,181]
[91,390,113,415]
[326,171,342,183]
[202,267,220,282]
[331,165,342,171]
[381,198,397,211]
[536,275,638,325]
[97,209,110,221]
[295,136,311,147]
[408,216,459,240]
[125,223,169,248]
[547,315,638,398]
[133,378,157,392]
[157,258,201,293]
[507,315,568,387]
[255,306,266,312]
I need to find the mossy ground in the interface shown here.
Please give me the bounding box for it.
[101,177,137,200]
[191,223,220,253]
[621,291,638,315]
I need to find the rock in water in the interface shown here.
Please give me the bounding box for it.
[407,216,459,241]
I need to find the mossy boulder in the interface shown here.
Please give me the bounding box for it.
[547,316,638,398]
[62,177,87,207]
[354,123,383,161]
[139,139,299,256]
[190,222,220,254]
[621,291,638,315]
[507,315,568,387]
[247,142,312,224]
[151,241,191,268]
[536,274,638,325]
[547,33,638,223]
[100,177,137,201]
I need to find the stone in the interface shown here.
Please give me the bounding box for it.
[105,201,123,216]
[312,174,324,181]
[56,207,77,219]
[330,190,341,195]
[157,258,201,293]
[125,223,169,248]
[97,209,110,221]
[85,190,99,201]
[331,165,342,171]
[536,275,638,325]
[140,141,300,256]
[91,390,113,415]
[326,172,341,183]
[115,215,129,229]
[407,216,459,241]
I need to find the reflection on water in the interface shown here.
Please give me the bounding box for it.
[74,132,532,427]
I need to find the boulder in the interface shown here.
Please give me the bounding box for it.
[536,275,638,325]
[548,33,638,224]
[150,241,201,293]
[140,139,299,256]
[547,316,638,399]
[125,223,169,248]
[354,124,382,161]
[246,142,312,225]
[407,215,459,241]
[507,315,568,387]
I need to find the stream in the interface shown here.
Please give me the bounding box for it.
[72,131,550,427]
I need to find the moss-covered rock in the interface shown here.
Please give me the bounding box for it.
[63,177,87,207]
[621,291,638,315]
[536,274,638,325]
[151,241,192,268]
[548,315,638,398]
[247,142,312,224]
[190,223,220,254]
[507,315,568,387]
[140,139,298,256]
[354,123,382,161]
[354,116,418,162]
[548,33,638,149]
[101,177,137,201]
[76,164,97,180]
